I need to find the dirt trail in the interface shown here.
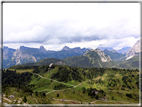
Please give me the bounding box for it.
[46,90,55,95]
[33,73,93,95]
[33,98,38,103]
[74,80,90,87]
[33,73,75,87]
[34,73,90,88]
[51,81,54,89]
[3,97,27,104]
[3,97,12,103]
[33,73,135,104]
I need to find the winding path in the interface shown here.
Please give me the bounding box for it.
[75,80,90,87]
[3,97,27,105]
[3,97,12,103]
[33,98,38,103]
[33,73,91,95]
[32,73,136,104]
[33,73,75,87]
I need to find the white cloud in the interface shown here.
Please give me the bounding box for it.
[3,3,140,50]
[4,25,48,43]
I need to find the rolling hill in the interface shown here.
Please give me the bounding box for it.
[3,64,139,104]
[64,49,116,68]
[116,56,140,69]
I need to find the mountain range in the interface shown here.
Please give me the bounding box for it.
[2,40,140,105]
[10,48,116,69]
[98,44,130,54]
[2,46,89,68]
[117,47,131,54]
[1,40,141,69]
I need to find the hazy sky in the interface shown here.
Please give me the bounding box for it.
[3,3,140,51]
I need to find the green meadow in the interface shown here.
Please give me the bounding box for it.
[2,64,140,104]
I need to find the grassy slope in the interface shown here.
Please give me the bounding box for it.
[3,65,140,104]
[3,87,52,104]
[21,58,65,66]
[63,52,116,68]
[117,56,139,69]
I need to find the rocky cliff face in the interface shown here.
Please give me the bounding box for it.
[126,40,141,60]
[3,46,16,60]
[83,49,94,56]
[62,46,89,54]
[84,49,112,62]
[94,49,112,62]
[12,49,37,65]
[2,45,89,68]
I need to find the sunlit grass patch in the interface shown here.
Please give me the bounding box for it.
[9,69,34,74]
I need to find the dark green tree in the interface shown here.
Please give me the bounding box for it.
[35,91,38,96]
[23,96,27,103]
[43,92,46,96]
[82,87,86,94]
[57,93,59,97]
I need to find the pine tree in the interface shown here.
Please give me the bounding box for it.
[23,96,27,103]
[57,93,59,97]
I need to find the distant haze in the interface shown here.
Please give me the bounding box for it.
[3,3,140,51]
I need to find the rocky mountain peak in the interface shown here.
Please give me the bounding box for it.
[4,46,8,49]
[126,40,141,60]
[12,49,37,65]
[62,46,70,51]
[3,46,16,60]
[84,49,112,62]
[40,46,45,50]
[39,46,46,53]
[94,49,112,62]
[83,49,94,56]
[20,46,27,51]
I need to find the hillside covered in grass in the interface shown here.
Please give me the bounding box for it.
[3,64,140,104]
[116,56,139,69]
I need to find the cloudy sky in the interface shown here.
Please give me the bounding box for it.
[3,3,140,51]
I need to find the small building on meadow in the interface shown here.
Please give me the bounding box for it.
[49,63,53,68]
